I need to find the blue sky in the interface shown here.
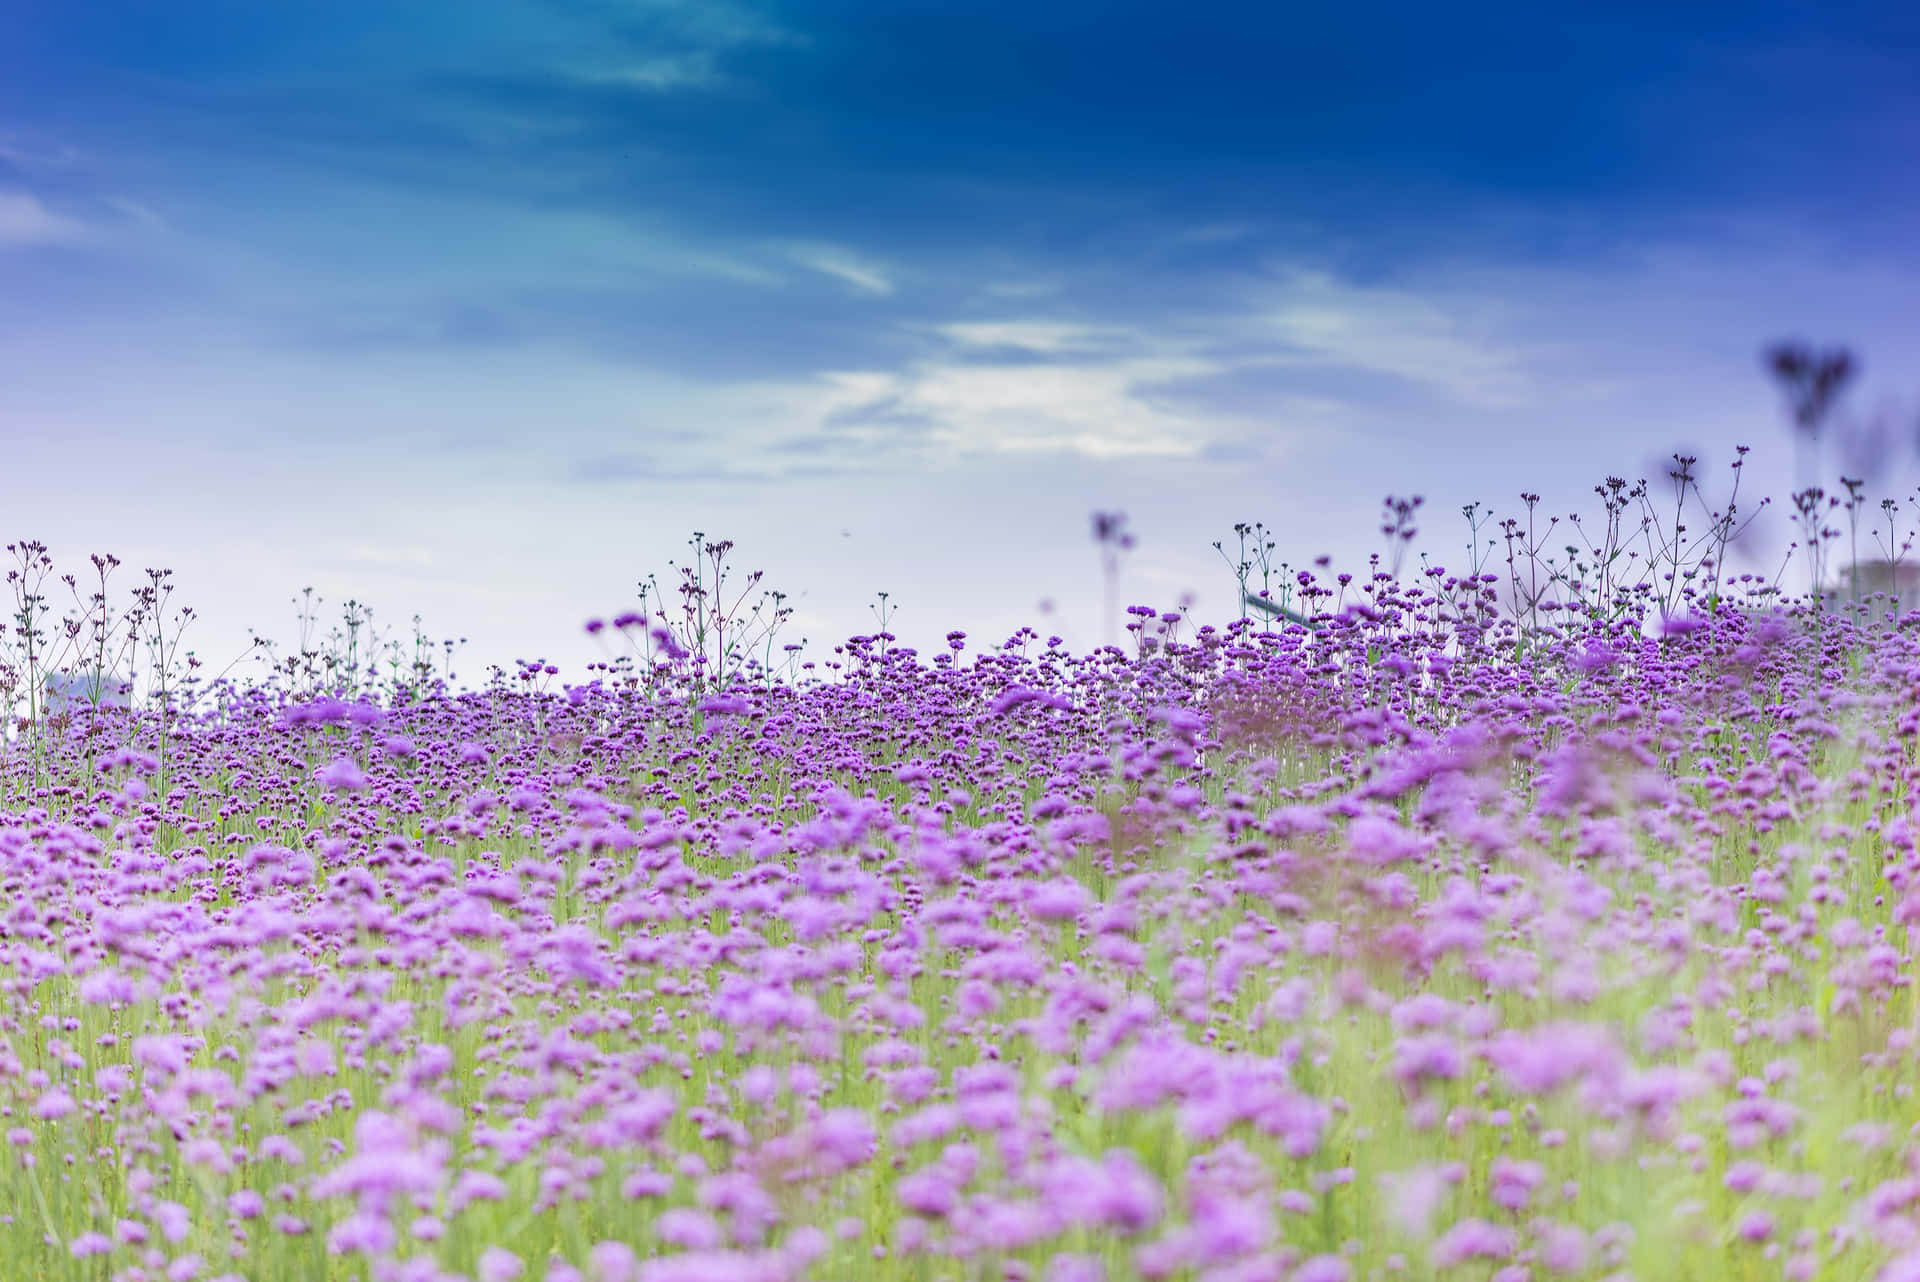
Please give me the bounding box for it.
[1,0,1917,690]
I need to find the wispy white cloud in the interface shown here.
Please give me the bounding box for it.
[99,196,170,230]
[775,242,896,296]
[918,356,1235,459]
[600,0,806,52]
[1167,221,1262,246]
[804,349,1232,461]
[558,51,732,94]
[933,320,1131,355]
[1241,266,1539,410]
[980,279,1063,300]
[0,133,90,174]
[0,190,95,248]
[761,309,1393,464]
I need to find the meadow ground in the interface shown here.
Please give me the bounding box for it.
[3,479,1920,1282]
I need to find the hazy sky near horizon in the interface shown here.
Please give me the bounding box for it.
[2,0,1918,691]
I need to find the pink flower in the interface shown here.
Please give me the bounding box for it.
[656,1208,721,1250]
[1294,1255,1351,1282]
[478,1246,525,1282]
[68,1233,112,1258]
[898,1167,961,1218]
[1430,1218,1515,1269]
[314,757,369,791]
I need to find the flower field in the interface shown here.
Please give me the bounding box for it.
[4,521,1920,1282]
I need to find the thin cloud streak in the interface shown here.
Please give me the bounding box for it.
[0,190,95,247]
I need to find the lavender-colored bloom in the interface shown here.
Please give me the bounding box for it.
[1293,1255,1351,1282]
[810,1108,878,1174]
[1027,877,1093,922]
[1391,1034,1463,1088]
[1097,1152,1165,1234]
[1192,1194,1270,1262]
[312,1112,448,1211]
[315,757,370,791]
[326,1210,396,1257]
[992,686,1070,715]
[656,1208,722,1250]
[1482,1022,1621,1095]
[898,1167,962,1218]
[1487,1157,1545,1211]
[636,1252,771,1282]
[784,1225,829,1268]
[450,1169,511,1211]
[1536,1222,1590,1274]
[1878,1249,1920,1282]
[1429,1218,1515,1268]
[622,1169,674,1200]
[588,1241,639,1282]
[154,1201,192,1244]
[1046,1253,1106,1282]
[68,1232,113,1258]
[1345,816,1427,866]
[478,1246,526,1282]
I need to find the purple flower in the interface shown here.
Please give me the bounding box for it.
[811,1109,878,1174]
[68,1232,112,1258]
[589,1241,639,1282]
[1536,1222,1590,1274]
[1391,1034,1463,1088]
[622,1169,673,1200]
[1345,816,1426,865]
[1294,1255,1351,1282]
[450,1169,510,1211]
[656,1208,722,1250]
[991,686,1048,715]
[1027,878,1093,922]
[311,1112,448,1211]
[1192,1194,1270,1262]
[1046,1253,1106,1282]
[898,1167,961,1218]
[314,757,369,792]
[1482,1022,1621,1095]
[478,1247,526,1282]
[154,1201,192,1244]
[1429,1218,1515,1268]
[325,1210,395,1257]
[1488,1157,1545,1211]
[636,1252,771,1282]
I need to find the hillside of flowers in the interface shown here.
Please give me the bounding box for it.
[4,490,1920,1282]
